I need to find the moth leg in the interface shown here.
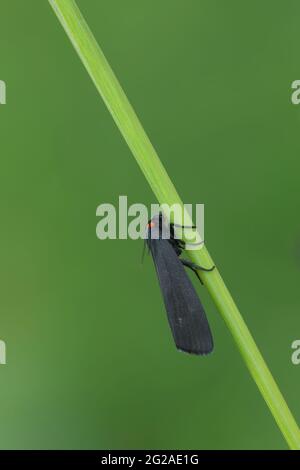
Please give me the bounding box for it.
[181,259,204,285]
[170,234,185,249]
[177,239,186,249]
[169,238,183,256]
[170,223,195,243]
[181,258,215,273]
[170,225,204,249]
[170,222,196,229]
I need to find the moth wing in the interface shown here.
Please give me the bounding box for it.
[149,239,213,355]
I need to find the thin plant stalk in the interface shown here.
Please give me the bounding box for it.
[48,0,300,449]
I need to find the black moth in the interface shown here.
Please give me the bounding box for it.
[146,213,214,355]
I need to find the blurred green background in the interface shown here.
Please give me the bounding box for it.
[0,0,299,450]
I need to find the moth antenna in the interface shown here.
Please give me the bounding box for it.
[141,240,147,264]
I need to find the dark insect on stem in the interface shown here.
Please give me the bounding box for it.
[145,213,215,355]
